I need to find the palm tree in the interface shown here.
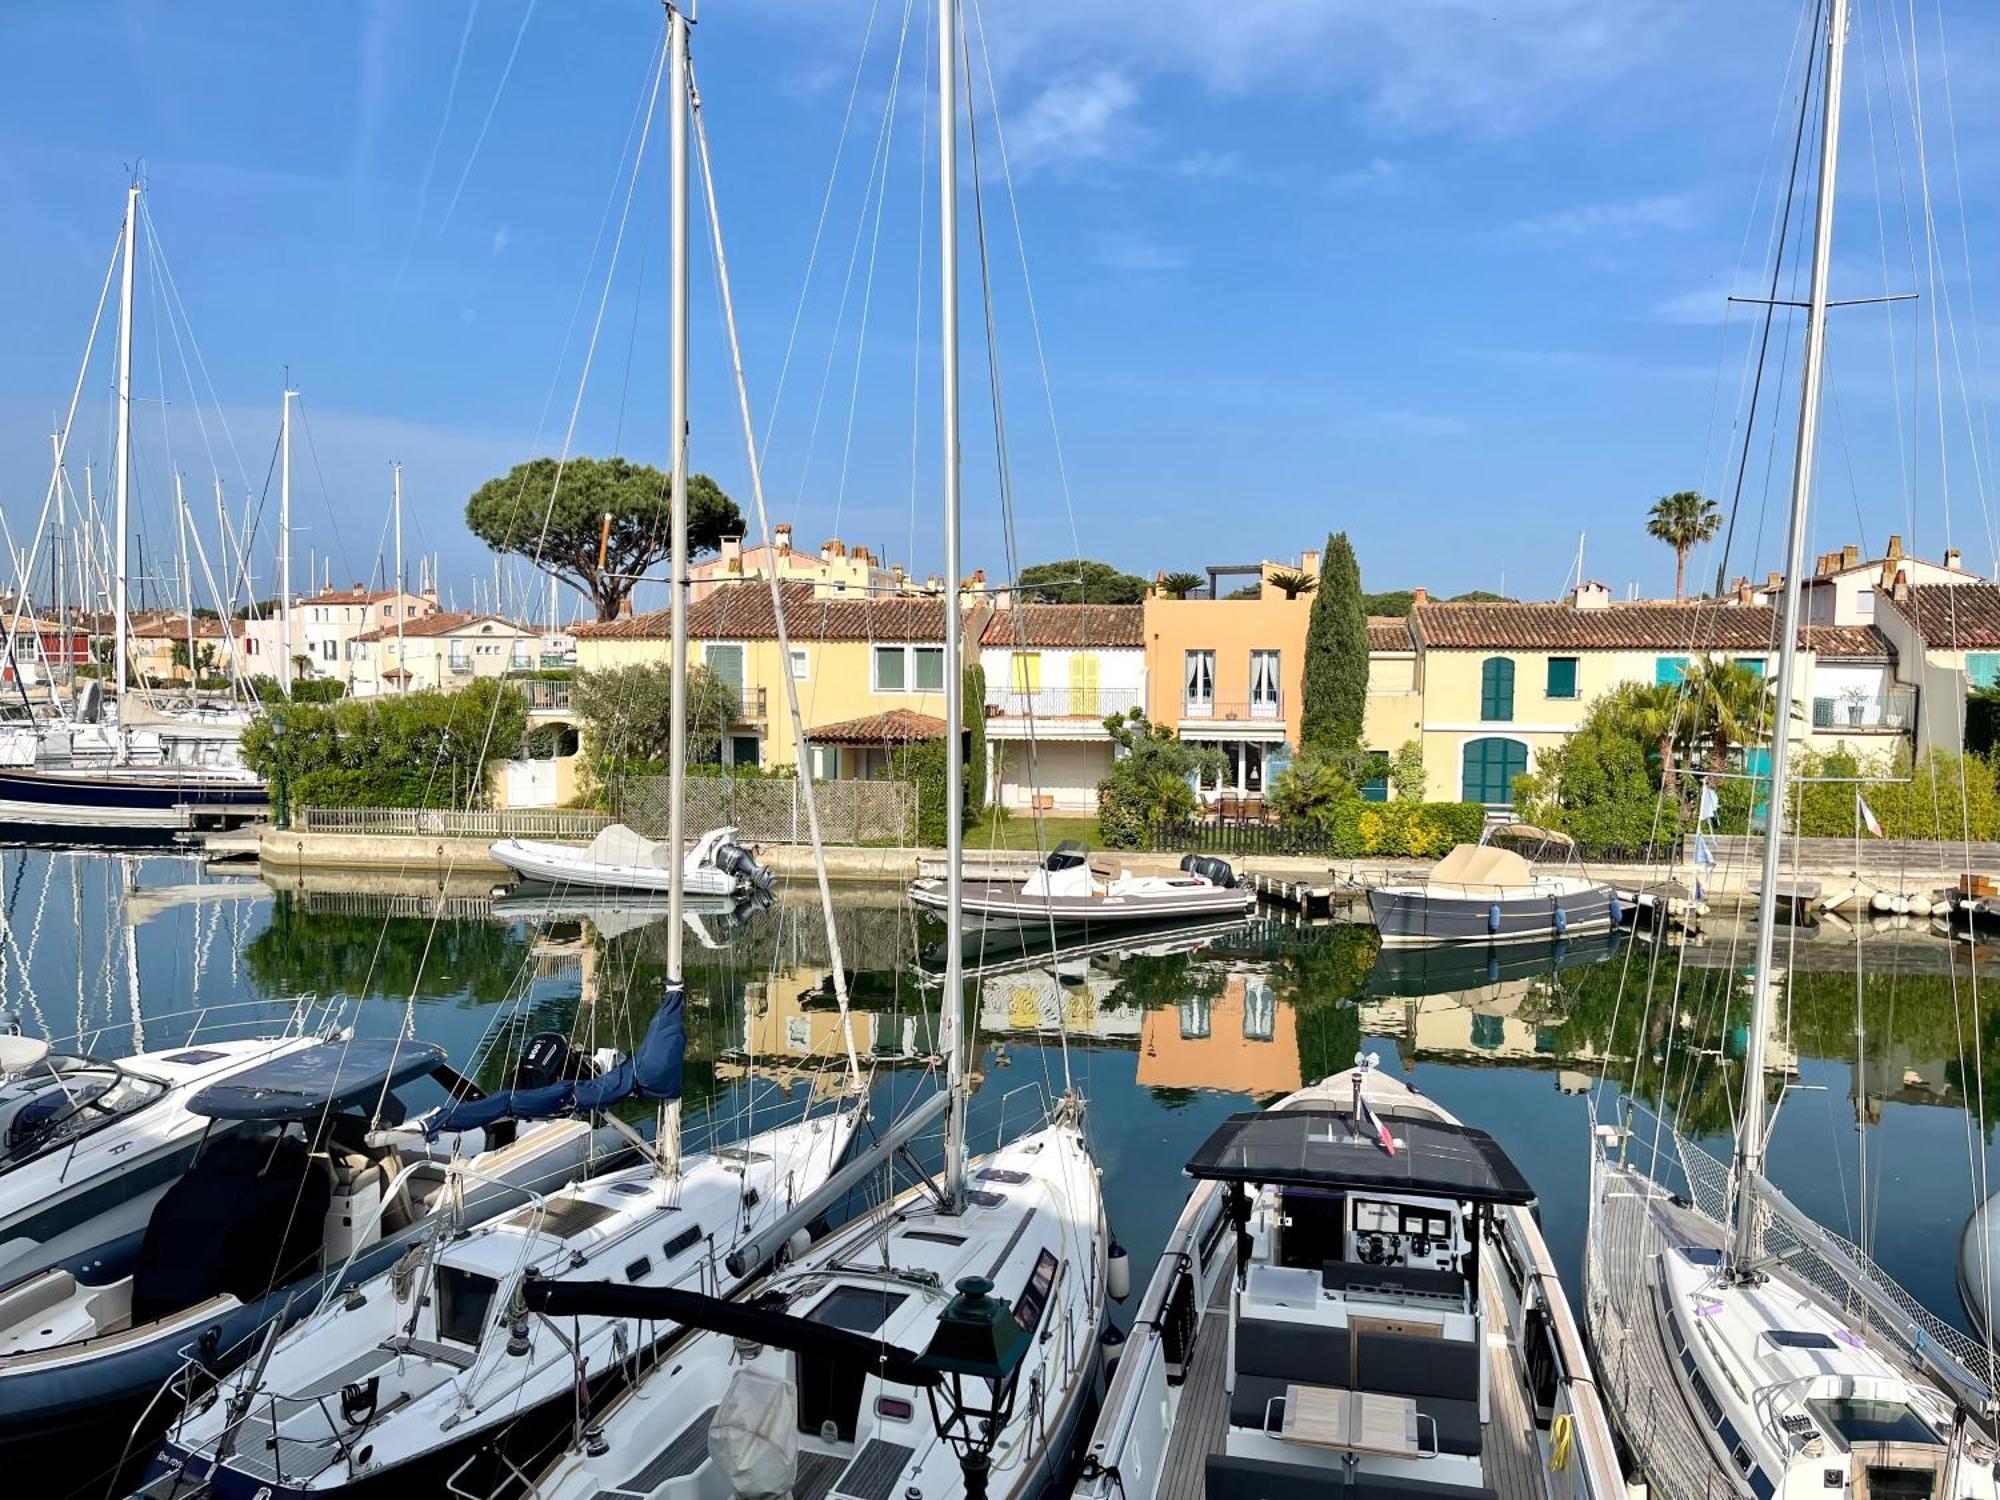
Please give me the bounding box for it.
[1600,682,1683,796]
[1673,656,1772,772]
[1265,568,1318,600]
[1645,490,1722,600]
[1158,571,1204,599]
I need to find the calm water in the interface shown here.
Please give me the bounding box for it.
[11,847,2000,1429]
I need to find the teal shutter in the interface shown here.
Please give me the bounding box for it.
[1656,656,1690,685]
[1361,750,1390,802]
[1545,657,1578,699]
[1732,656,1766,679]
[1969,653,2000,689]
[1480,657,1515,720]
[1460,737,1527,804]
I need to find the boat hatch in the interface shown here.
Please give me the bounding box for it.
[1806,1398,1940,1447]
[803,1287,910,1442]
[1764,1330,1839,1351]
[1184,1105,1537,1204]
[187,1038,450,1121]
[436,1265,501,1346]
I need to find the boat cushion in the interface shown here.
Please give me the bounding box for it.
[1356,1331,1479,1401]
[1354,1476,1497,1500]
[1230,1374,1294,1431]
[1236,1316,1347,1386]
[1412,1396,1482,1456]
[1206,1455,1337,1500]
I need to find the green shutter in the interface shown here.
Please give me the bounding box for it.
[1546,657,1578,699]
[704,643,745,701]
[1461,737,1527,805]
[1480,657,1515,720]
[1361,750,1390,802]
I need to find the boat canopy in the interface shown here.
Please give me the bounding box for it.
[1184,1106,1537,1205]
[585,823,674,869]
[189,1038,447,1122]
[1426,844,1534,893]
[425,986,686,1137]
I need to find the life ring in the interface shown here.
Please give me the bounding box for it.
[1549,1411,1574,1471]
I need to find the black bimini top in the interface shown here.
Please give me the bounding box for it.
[189,1038,447,1121]
[1185,1107,1537,1205]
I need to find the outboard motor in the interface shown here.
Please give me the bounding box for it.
[715,841,775,893]
[512,1030,597,1091]
[1179,853,1237,889]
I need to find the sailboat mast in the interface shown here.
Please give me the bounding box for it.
[658,0,691,1179]
[1733,0,1849,1270]
[938,0,967,1216]
[175,474,194,688]
[112,181,137,726]
[393,462,406,694]
[279,387,296,694]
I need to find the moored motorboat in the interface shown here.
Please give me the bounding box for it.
[1366,843,1614,946]
[491,822,771,897]
[909,840,1255,930]
[1074,1056,1625,1500]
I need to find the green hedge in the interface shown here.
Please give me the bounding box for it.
[1326,800,1485,857]
[890,738,952,847]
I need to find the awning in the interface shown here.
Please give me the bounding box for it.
[189,1038,448,1121]
[1185,1106,1537,1204]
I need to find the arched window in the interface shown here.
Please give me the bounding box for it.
[1461,737,1527,805]
[1479,657,1515,721]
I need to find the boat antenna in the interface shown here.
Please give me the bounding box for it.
[939,0,967,1217]
[658,0,691,1179]
[1732,0,1849,1275]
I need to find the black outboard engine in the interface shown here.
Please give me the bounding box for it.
[715,841,775,893]
[513,1030,598,1091]
[1179,853,1237,889]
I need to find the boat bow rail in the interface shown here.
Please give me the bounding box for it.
[1595,1097,1999,1417]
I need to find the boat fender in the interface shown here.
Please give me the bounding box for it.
[1099,1322,1128,1376]
[1107,1240,1131,1301]
[786,1227,812,1264]
[1554,906,1568,936]
[1608,895,1623,926]
[1870,891,1894,913]
[1933,900,1953,918]
[1488,903,1502,935]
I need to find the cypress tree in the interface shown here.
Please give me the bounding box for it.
[1299,531,1369,755]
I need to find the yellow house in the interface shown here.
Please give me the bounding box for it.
[346,612,541,696]
[1404,585,1910,804]
[128,614,251,685]
[572,580,990,774]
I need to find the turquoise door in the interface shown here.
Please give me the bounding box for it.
[1461,737,1527,805]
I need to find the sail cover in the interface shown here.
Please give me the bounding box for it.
[427,983,685,1137]
[585,823,673,869]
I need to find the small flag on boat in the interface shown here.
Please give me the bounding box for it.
[1857,794,1883,838]
[1697,783,1720,825]
[1693,832,1715,868]
[1354,1075,1396,1156]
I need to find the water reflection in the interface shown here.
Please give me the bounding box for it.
[13,846,2000,1349]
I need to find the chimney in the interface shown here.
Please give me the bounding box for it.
[1947,546,1963,571]
[1765,570,1781,591]
[721,535,743,571]
[1573,580,1612,611]
[774,523,793,554]
[1892,568,1912,602]
[619,596,634,618]
[1841,543,1860,568]
[1411,587,1429,606]
[1302,548,1321,576]
[1886,533,1903,560]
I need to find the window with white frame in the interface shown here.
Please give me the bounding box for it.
[1249,650,1280,717]
[873,645,905,691]
[872,644,946,693]
[912,646,944,692]
[1184,650,1215,713]
[789,647,809,681]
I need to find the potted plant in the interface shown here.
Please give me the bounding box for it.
[1840,684,1870,726]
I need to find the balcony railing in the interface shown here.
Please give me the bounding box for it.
[985,686,1143,720]
[522,680,573,711]
[1809,688,1917,732]
[1180,695,1283,722]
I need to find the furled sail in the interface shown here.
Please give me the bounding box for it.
[427,986,685,1136]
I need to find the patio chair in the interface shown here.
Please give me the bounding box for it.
[1218,793,1242,825]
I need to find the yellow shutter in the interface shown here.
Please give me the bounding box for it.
[1011,652,1042,692]
[1069,653,1099,716]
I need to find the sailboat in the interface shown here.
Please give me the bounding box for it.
[136,16,870,1493]
[514,6,1109,1498]
[0,181,266,835]
[1584,5,2000,1499]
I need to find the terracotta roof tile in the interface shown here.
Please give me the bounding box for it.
[1877,584,2000,649]
[980,604,1142,648]
[352,611,532,643]
[1409,601,1891,658]
[1367,616,1414,652]
[576,580,965,643]
[805,708,946,745]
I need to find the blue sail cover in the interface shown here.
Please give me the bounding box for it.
[427,982,685,1137]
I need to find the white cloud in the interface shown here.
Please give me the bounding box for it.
[1329,157,1399,191]
[1175,149,1239,179]
[491,226,510,257]
[1008,69,1140,171]
[1094,236,1187,272]
[1487,192,1703,247]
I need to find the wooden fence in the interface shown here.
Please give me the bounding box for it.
[295,806,614,839]
[1705,834,2000,876]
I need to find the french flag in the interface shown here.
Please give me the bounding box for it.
[1355,1076,1396,1156]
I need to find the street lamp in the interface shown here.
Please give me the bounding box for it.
[916,1277,1030,1500]
[268,710,290,829]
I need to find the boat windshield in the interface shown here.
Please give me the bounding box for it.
[1806,1398,1939,1447]
[0,1056,168,1168]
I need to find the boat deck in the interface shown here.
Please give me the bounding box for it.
[1586,1160,1743,1500]
[1156,1252,1547,1500]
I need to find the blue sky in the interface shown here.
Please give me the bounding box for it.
[1,0,1995,620]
